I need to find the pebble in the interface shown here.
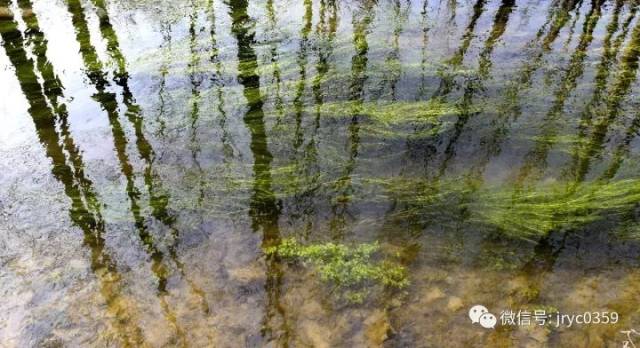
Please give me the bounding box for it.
[447,296,464,312]
[423,287,445,304]
[365,310,392,346]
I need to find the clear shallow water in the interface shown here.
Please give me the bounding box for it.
[1,0,640,346]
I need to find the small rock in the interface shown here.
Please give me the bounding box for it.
[300,300,324,320]
[300,320,330,348]
[228,263,264,284]
[423,287,445,304]
[447,297,464,312]
[365,310,392,346]
[526,325,549,343]
[389,298,403,308]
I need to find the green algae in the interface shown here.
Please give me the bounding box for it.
[471,179,640,238]
[144,153,640,242]
[265,238,408,303]
[312,98,465,125]
[363,174,640,240]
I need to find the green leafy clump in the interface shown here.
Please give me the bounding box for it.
[265,238,409,303]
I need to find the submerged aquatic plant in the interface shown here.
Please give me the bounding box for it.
[265,238,409,303]
[367,175,640,240]
[472,179,640,238]
[313,98,462,125]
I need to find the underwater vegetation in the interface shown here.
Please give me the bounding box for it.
[310,99,472,125]
[3,0,640,346]
[374,176,640,239]
[303,98,473,139]
[265,238,408,303]
[164,160,640,242]
[471,179,640,239]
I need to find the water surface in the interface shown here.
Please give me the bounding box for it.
[1,0,640,346]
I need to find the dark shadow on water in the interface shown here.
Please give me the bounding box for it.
[0,3,144,345]
[329,0,376,240]
[227,0,288,344]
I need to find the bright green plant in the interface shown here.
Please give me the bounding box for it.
[265,238,409,303]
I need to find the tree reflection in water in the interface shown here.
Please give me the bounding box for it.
[1,0,640,346]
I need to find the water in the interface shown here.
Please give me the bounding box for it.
[1,0,640,346]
